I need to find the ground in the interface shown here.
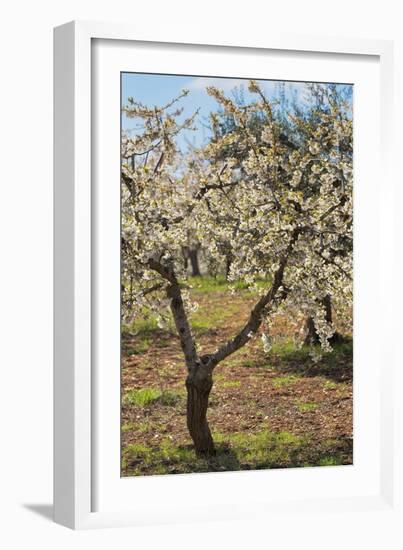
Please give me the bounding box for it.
[121,277,353,476]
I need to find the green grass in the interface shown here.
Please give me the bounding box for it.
[213,430,304,467]
[123,316,161,336]
[189,275,258,294]
[190,301,241,335]
[125,337,152,355]
[231,357,261,369]
[121,422,135,433]
[270,340,311,359]
[121,428,350,476]
[159,389,184,406]
[270,339,352,363]
[122,429,304,475]
[189,275,231,293]
[122,387,185,408]
[318,455,344,466]
[323,380,338,390]
[317,341,353,369]
[123,388,162,407]
[296,401,318,413]
[321,379,350,400]
[268,339,353,384]
[272,374,301,389]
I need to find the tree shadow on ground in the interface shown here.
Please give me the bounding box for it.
[122,433,353,476]
[247,436,353,471]
[268,339,353,383]
[189,435,352,472]
[203,442,242,472]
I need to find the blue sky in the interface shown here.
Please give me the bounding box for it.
[121,73,352,150]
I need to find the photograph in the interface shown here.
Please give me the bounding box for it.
[120,72,353,477]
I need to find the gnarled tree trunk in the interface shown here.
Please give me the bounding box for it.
[186,363,215,456]
[148,233,298,457]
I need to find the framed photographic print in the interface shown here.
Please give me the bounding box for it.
[118,72,356,476]
[54,21,398,531]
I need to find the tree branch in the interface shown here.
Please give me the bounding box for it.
[141,283,165,296]
[318,196,347,222]
[211,228,300,365]
[315,250,352,281]
[147,258,198,368]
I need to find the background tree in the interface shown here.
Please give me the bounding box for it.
[206,82,352,343]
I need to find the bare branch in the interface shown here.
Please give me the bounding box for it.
[153,152,165,174]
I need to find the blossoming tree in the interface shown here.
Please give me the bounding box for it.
[121,82,353,456]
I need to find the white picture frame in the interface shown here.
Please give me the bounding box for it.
[54,20,399,531]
